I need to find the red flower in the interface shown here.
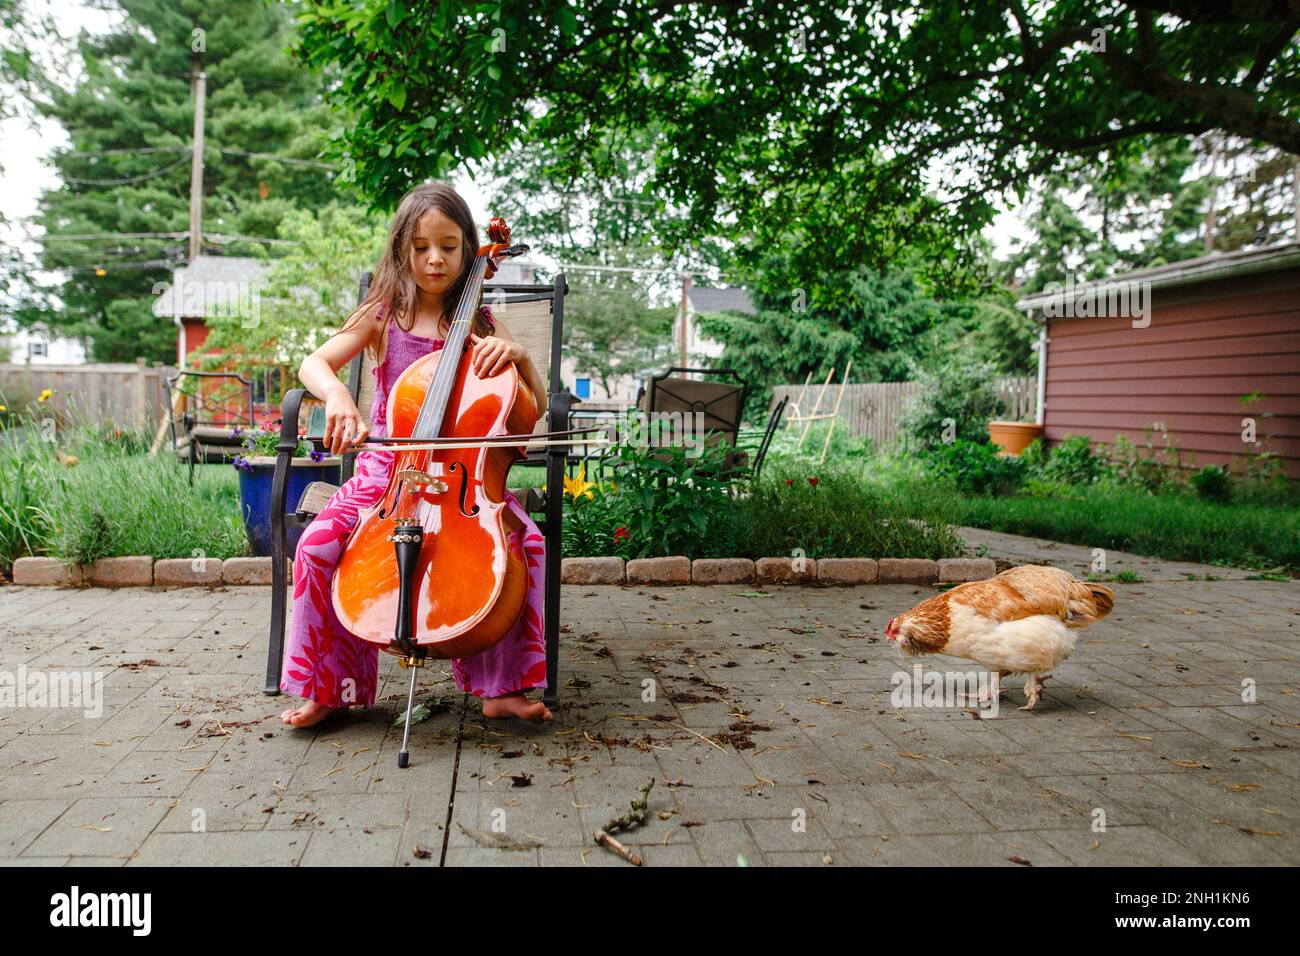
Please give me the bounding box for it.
[613,526,629,543]
[785,479,794,487]
[808,476,819,487]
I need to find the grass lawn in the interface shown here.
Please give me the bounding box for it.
[889,483,1298,575]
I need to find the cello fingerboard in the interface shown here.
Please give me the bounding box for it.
[410,255,488,441]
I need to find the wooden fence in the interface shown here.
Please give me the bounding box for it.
[770,375,1037,449]
[0,359,176,431]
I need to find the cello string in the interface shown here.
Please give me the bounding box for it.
[410,256,487,440]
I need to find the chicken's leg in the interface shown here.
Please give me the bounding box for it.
[982,671,1005,703]
[961,671,1006,706]
[1019,673,1051,711]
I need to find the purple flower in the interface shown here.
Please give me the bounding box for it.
[230,426,244,439]
[309,450,325,462]
[232,456,254,474]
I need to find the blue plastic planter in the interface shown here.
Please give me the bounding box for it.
[237,457,342,557]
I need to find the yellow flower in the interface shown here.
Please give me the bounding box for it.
[37,388,53,403]
[563,466,596,500]
[0,404,7,412]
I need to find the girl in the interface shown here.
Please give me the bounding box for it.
[278,182,553,728]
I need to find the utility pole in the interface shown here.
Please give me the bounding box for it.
[677,273,691,369]
[188,69,206,261]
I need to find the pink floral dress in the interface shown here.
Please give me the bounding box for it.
[280,305,548,707]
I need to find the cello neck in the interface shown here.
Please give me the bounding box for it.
[410,255,489,440]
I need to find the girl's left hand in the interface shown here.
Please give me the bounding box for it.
[467,333,525,377]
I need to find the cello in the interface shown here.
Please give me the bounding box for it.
[331,217,535,766]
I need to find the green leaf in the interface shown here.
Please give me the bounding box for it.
[556,7,577,36]
[388,83,407,111]
[394,702,430,727]
[386,0,404,29]
[463,132,486,158]
[486,64,501,82]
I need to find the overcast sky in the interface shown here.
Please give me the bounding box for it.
[0,0,1029,275]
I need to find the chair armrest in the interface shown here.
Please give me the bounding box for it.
[271,389,307,561]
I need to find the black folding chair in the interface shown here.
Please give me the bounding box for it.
[263,273,571,710]
[637,366,751,475]
[165,369,255,486]
[751,393,788,480]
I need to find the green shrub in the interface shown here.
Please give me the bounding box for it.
[1020,437,1049,471]
[920,439,1026,496]
[561,437,735,560]
[1189,464,1232,503]
[1101,429,1185,493]
[1232,452,1296,506]
[1042,434,1109,485]
[899,355,1002,450]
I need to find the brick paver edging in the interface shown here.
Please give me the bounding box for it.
[10,555,996,587]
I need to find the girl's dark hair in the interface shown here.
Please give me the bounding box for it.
[341,182,491,364]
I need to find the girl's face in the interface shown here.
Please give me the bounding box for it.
[409,209,465,301]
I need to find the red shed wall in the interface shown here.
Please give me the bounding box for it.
[1043,265,1300,478]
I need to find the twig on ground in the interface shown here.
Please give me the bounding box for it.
[594,831,641,865]
[594,777,655,866]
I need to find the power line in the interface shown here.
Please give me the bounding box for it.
[213,147,334,169]
[61,153,194,186]
[37,232,189,242]
[557,262,723,277]
[203,232,299,246]
[59,144,331,167]
[50,146,333,187]
[47,259,182,275]
[34,231,298,247]
[64,146,191,157]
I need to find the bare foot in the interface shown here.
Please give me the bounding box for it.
[483,693,553,724]
[279,700,338,728]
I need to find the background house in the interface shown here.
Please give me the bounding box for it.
[153,255,270,369]
[679,283,750,368]
[2,323,86,364]
[1018,241,1300,478]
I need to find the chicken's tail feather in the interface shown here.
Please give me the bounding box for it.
[1066,581,1115,627]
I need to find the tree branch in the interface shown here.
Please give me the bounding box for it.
[1125,0,1300,22]
[1243,20,1300,86]
[1097,44,1300,152]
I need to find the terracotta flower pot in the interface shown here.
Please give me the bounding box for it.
[987,421,1044,457]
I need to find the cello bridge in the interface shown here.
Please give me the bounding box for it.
[395,469,448,494]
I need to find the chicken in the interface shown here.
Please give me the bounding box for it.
[885,565,1115,711]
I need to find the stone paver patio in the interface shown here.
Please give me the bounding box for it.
[1,564,1297,866]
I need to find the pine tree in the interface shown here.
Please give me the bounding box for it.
[1006,139,1211,296]
[28,0,344,362]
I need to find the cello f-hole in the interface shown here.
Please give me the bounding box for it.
[450,461,479,517]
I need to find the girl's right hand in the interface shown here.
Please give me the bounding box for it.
[323,388,370,455]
